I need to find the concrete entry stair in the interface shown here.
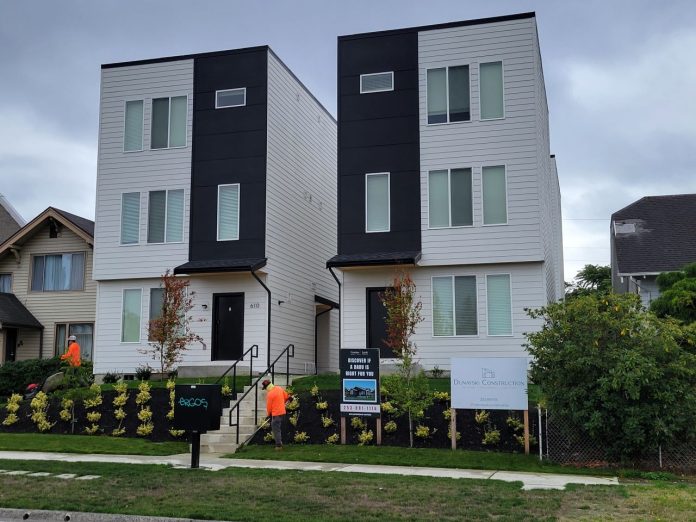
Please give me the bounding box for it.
[199,375,293,454]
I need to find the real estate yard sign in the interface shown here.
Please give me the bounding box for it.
[339,348,380,418]
[451,357,528,410]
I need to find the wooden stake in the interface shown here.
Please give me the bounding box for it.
[450,408,457,450]
[340,417,346,445]
[376,417,382,445]
[523,409,530,455]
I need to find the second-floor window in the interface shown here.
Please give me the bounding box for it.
[121,192,140,245]
[151,96,187,149]
[482,165,507,225]
[432,275,478,336]
[124,100,144,151]
[147,190,184,244]
[427,65,470,124]
[121,288,142,343]
[0,273,12,293]
[480,61,504,120]
[217,184,240,241]
[31,253,85,292]
[365,173,390,233]
[428,168,473,228]
[486,274,512,335]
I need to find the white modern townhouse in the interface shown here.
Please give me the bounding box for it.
[93,46,338,377]
[327,12,563,369]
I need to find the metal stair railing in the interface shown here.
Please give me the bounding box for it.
[214,344,259,399]
[228,343,295,444]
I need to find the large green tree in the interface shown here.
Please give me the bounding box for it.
[525,292,696,461]
[650,262,696,324]
[565,264,612,299]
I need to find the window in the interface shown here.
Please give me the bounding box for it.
[0,273,11,293]
[121,192,140,244]
[480,61,504,119]
[216,88,246,108]
[487,274,512,335]
[482,166,507,225]
[55,323,94,361]
[147,189,184,243]
[31,253,85,292]
[365,173,390,233]
[122,289,142,342]
[428,168,473,228]
[427,65,470,124]
[124,100,143,151]
[217,184,240,241]
[148,288,165,341]
[432,276,478,336]
[151,96,187,149]
[360,72,394,93]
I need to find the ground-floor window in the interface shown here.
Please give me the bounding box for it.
[55,322,94,361]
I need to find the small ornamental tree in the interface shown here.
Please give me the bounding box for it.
[380,272,431,448]
[142,270,204,378]
[525,292,696,462]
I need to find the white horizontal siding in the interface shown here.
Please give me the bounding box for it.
[418,17,545,266]
[93,60,193,280]
[93,274,268,374]
[340,263,545,370]
[265,51,338,373]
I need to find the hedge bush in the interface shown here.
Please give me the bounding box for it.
[0,357,63,397]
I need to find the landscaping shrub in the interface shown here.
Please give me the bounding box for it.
[0,357,62,397]
[135,365,152,381]
[103,372,121,384]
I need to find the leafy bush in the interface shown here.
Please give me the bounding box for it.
[293,431,309,443]
[325,433,339,445]
[526,292,696,461]
[0,357,62,397]
[2,394,22,426]
[135,365,152,381]
[357,429,374,446]
[414,425,430,439]
[430,365,444,378]
[383,420,397,433]
[482,428,501,446]
[350,416,366,430]
[651,262,696,324]
[103,372,121,384]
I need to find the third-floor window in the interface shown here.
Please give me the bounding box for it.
[365,173,390,233]
[151,96,187,149]
[427,65,470,124]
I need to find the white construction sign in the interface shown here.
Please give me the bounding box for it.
[451,357,528,411]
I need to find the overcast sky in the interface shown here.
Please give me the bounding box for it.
[1,0,695,281]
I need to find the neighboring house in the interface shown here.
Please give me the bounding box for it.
[93,46,338,377]
[0,207,96,363]
[611,194,696,307]
[327,12,563,370]
[0,194,25,244]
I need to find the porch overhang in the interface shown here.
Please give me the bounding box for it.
[0,293,43,330]
[173,258,267,275]
[326,251,422,269]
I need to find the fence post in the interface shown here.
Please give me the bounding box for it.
[450,408,457,450]
[340,417,346,445]
[538,406,543,461]
[523,409,530,455]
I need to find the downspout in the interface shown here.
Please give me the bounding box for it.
[39,328,44,359]
[251,269,272,369]
[328,267,341,350]
[314,305,335,375]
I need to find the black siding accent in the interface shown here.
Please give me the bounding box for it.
[189,49,267,262]
[337,31,421,256]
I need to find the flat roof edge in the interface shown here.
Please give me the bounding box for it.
[102,45,270,69]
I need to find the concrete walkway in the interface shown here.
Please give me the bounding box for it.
[0,451,619,491]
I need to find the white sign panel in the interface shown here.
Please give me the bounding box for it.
[451,357,528,411]
[340,404,380,414]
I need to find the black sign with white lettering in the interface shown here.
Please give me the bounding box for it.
[339,348,380,418]
[173,384,222,432]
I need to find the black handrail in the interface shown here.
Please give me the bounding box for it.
[214,344,259,400]
[228,343,295,445]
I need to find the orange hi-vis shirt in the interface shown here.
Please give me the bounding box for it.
[266,385,289,417]
[61,342,81,367]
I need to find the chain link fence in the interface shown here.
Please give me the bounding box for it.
[540,410,696,472]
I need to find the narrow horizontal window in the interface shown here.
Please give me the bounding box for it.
[122,289,142,343]
[482,165,507,225]
[151,96,187,149]
[480,61,504,119]
[433,276,477,336]
[365,173,390,233]
[121,192,140,244]
[427,66,470,124]
[360,72,394,93]
[487,274,512,335]
[218,184,240,241]
[429,168,473,228]
[216,88,246,108]
[124,100,143,151]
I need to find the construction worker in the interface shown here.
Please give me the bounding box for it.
[262,379,292,450]
[60,335,81,367]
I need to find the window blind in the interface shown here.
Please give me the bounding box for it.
[218,185,240,241]
[121,192,140,244]
[124,100,143,151]
[487,274,512,335]
[482,165,507,224]
[122,289,142,342]
[366,174,389,232]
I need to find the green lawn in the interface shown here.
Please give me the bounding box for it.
[99,375,252,392]
[0,459,693,521]
[0,433,188,456]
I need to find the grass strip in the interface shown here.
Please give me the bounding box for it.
[0,433,188,456]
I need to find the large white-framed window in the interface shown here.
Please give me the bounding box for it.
[360,72,394,94]
[432,275,478,337]
[365,173,390,233]
[482,165,508,225]
[121,288,142,343]
[479,61,504,120]
[216,88,246,109]
[55,323,94,361]
[124,100,144,152]
[151,95,187,149]
[427,65,470,124]
[147,189,184,244]
[0,273,12,293]
[428,168,473,228]
[120,192,140,245]
[217,184,240,241]
[486,274,512,336]
[30,253,85,292]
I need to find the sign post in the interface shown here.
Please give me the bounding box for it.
[173,384,222,468]
[450,357,529,453]
[339,348,381,444]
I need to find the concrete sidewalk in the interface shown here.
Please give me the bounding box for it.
[0,450,619,490]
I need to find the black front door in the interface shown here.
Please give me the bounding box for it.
[212,293,244,361]
[366,287,395,359]
[5,328,17,362]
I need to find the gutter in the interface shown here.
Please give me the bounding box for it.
[251,269,272,368]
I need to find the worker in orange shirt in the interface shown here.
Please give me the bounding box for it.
[60,335,81,367]
[262,379,292,450]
